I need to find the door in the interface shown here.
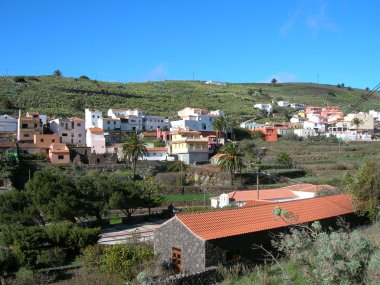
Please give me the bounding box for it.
[172,247,182,272]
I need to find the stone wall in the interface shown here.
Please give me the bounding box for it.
[154,217,206,274]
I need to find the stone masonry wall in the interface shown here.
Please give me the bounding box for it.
[154,217,206,274]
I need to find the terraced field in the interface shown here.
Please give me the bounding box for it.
[254,140,380,186]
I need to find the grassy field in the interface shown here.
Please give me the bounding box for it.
[166,193,215,202]
[253,140,380,186]
[1,76,379,122]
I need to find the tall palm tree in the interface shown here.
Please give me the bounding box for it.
[218,143,243,186]
[122,133,147,179]
[351,117,364,140]
[212,117,224,144]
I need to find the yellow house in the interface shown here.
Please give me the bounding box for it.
[169,129,209,164]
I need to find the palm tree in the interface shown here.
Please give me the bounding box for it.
[122,133,147,179]
[218,143,243,186]
[271,78,278,86]
[212,117,224,144]
[351,117,364,140]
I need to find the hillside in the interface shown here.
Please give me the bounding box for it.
[1,76,379,121]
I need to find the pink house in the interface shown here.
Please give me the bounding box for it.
[49,143,70,164]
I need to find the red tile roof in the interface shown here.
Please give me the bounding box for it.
[88,127,104,134]
[142,132,157,137]
[243,200,274,207]
[211,153,226,159]
[146,147,167,151]
[176,194,354,240]
[284,183,335,193]
[228,189,297,201]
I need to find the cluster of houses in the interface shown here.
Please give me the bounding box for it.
[242,104,379,141]
[0,107,226,165]
[0,102,378,165]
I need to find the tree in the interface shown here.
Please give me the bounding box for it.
[139,177,165,216]
[74,174,112,223]
[271,78,278,86]
[53,69,62,77]
[0,98,13,109]
[277,152,292,168]
[72,98,84,111]
[0,247,19,285]
[79,75,90,80]
[108,178,145,217]
[122,133,147,179]
[218,143,243,186]
[25,170,82,224]
[351,117,364,140]
[0,154,19,183]
[343,162,380,221]
[212,117,224,144]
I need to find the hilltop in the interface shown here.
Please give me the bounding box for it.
[1,75,379,121]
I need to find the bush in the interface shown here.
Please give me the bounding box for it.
[233,127,253,141]
[102,243,153,281]
[14,76,26,83]
[35,247,66,268]
[166,161,187,172]
[0,247,20,280]
[53,70,62,77]
[79,75,90,80]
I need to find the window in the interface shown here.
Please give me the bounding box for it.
[71,133,74,137]
[92,115,95,118]
[78,134,82,137]
[24,134,30,137]
[77,123,81,127]
[62,133,68,137]
[60,123,64,127]
[52,139,55,142]
[172,247,182,272]
[107,121,110,124]
[34,124,38,128]
[40,139,44,142]
[58,155,64,160]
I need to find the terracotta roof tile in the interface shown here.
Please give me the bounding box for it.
[176,194,353,240]
[88,127,104,134]
[146,147,167,151]
[243,200,274,207]
[228,189,297,201]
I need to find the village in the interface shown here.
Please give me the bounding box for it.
[1,99,380,283]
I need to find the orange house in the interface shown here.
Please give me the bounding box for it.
[255,126,278,141]
[34,134,62,148]
[48,143,70,164]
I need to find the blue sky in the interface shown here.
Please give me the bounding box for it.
[1,0,379,88]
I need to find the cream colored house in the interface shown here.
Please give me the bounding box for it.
[168,129,209,164]
[86,127,106,154]
[344,112,375,131]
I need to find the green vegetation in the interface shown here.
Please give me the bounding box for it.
[1,76,379,122]
[123,133,147,179]
[166,194,215,202]
[218,143,243,186]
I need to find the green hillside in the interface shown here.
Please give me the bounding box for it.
[1,75,379,121]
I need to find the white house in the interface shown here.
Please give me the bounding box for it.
[85,109,103,130]
[49,117,86,146]
[369,110,380,123]
[86,127,106,154]
[294,128,317,138]
[0,114,17,132]
[344,112,375,131]
[254,104,273,113]
[239,120,264,129]
[303,120,326,133]
[99,117,121,131]
[140,147,173,161]
[277,101,290,107]
[210,184,334,208]
[170,107,224,132]
[142,115,170,131]
[290,103,305,110]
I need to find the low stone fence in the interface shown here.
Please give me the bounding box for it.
[146,266,223,285]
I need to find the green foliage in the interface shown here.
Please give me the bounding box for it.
[2,222,99,269]
[274,223,376,285]
[25,169,80,223]
[123,133,147,178]
[0,153,19,182]
[271,78,278,86]
[52,70,62,77]
[218,143,243,186]
[232,127,252,141]
[13,76,26,83]
[71,98,84,111]
[152,138,166,147]
[81,245,104,269]
[79,75,90,80]
[277,152,292,168]
[343,162,380,221]
[0,247,19,279]
[102,243,153,281]
[166,160,188,172]
[251,130,265,140]
[1,98,14,109]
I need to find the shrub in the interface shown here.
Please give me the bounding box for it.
[328,91,336,97]
[0,247,20,281]
[166,161,187,172]
[14,76,26,83]
[53,70,62,77]
[35,247,66,268]
[81,245,104,269]
[79,75,90,80]
[102,243,153,281]
[233,127,253,141]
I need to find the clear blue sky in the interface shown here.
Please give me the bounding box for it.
[1,0,379,88]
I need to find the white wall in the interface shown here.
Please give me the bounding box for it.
[0,114,17,132]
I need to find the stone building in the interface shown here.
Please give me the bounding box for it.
[154,194,356,274]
